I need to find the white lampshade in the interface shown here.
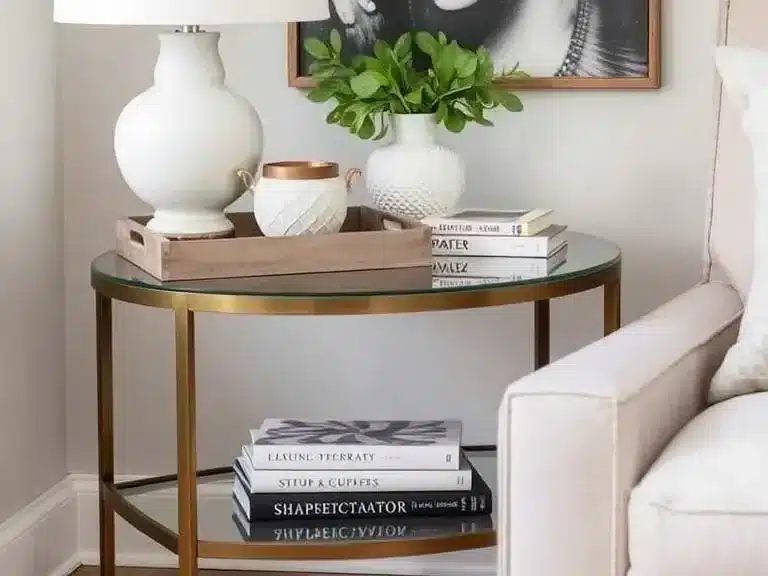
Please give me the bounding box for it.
[54,0,330,25]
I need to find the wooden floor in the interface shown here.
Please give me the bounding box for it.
[73,567,368,576]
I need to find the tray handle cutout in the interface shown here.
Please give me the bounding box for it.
[382,218,404,231]
[129,229,146,247]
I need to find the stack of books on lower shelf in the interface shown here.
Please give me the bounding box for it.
[231,419,492,538]
[424,209,569,288]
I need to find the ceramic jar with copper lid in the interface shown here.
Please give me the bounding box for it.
[238,161,359,237]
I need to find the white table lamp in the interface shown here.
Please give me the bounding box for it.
[55,0,330,238]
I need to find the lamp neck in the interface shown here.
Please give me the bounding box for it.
[179,25,203,34]
[154,32,225,88]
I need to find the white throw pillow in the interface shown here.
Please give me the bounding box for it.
[710,46,768,403]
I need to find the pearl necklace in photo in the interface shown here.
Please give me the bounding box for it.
[555,0,591,77]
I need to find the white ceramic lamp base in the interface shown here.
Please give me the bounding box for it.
[114,31,263,238]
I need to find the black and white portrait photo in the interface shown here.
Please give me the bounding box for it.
[289,0,661,89]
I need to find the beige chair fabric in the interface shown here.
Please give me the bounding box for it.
[497,1,768,575]
[709,0,766,295]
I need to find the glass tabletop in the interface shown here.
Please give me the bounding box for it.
[92,231,619,298]
[118,451,496,548]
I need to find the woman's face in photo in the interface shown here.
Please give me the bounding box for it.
[316,0,649,78]
[330,0,523,55]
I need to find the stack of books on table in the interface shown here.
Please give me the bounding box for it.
[424,209,569,288]
[231,419,492,534]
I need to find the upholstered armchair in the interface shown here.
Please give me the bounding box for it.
[496,4,768,576]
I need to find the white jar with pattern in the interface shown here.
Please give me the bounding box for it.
[365,114,465,220]
[240,161,357,237]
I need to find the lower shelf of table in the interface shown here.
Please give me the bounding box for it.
[106,451,497,561]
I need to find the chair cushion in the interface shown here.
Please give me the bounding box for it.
[628,392,768,576]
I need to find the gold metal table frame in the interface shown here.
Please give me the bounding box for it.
[92,246,621,576]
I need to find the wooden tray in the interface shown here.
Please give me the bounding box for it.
[116,207,432,281]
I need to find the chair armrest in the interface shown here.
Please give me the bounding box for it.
[496,281,743,576]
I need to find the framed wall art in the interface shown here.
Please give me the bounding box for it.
[288,0,661,90]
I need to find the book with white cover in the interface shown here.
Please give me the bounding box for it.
[236,452,472,493]
[422,208,553,237]
[431,225,567,258]
[433,244,568,278]
[248,419,462,471]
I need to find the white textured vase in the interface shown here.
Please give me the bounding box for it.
[365,114,465,220]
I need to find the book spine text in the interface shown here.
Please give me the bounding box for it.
[240,463,472,493]
[246,443,461,471]
[233,479,492,522]
[431,235,562,257]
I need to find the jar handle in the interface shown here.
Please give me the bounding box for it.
[345,168,363,193]
[237,168,259,192]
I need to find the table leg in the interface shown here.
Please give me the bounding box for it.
[604,276,622,336]
[534,300,551,370]
[175,308,199,575]
[96,293,115,576]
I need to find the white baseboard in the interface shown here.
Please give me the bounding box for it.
[0,474,497,576]
[0,477,80,576]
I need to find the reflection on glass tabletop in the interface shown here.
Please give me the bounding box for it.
[92,231,619,298]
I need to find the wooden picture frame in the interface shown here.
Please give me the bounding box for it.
[288,0,661,91]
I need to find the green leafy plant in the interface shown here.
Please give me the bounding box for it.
[304,29,527,140]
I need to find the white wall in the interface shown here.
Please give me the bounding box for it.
[59,0,722,475]
[0,0,66,520]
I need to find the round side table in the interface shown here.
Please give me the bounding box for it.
[90,231,621,575]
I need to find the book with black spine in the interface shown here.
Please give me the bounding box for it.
[231,456,492,522]
[231,502,494,542]
[247,419,462,471]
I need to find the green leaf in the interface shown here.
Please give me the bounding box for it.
[437,43,458,87]
[307,86,334,103]
[350,70,387,98]
[358,115,376,140]
[341,109,357,128]
[438,31,448,46]
[491,89,524,112]
[436,100,449,125]
[308,60,326,75]
[423,82,437,102]
[354,55,382,70]
[329,29,343,55]
[324,78,354,96]
[415,32,440,59]
[315,66,340,80]
[405,87,423,106]
[476,46,494,83]
[373,40,394,64]
[373,123,389,141]
[394,32,413,60]
[462,100,494,126]
[326,105,345,125]
[473,114,494,127]
[340,102,365,127]
[304,38,330,60]
[444,108,467,133]
[456,53,478,78]
[390,98,407,114]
